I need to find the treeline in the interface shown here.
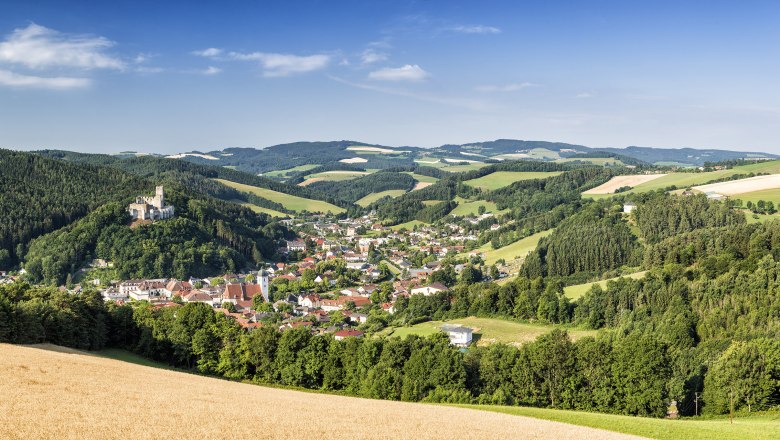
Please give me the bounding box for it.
[0,149,151,269]
[634,193,744,243]
[307,172,416,203]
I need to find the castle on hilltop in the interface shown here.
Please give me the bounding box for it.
[128,186,175,221]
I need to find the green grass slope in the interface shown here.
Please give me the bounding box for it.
[215,179,345,213]
[464,171,563,191]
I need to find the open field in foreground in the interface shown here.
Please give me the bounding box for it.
[382,317,596,347]
[458,404,780,440]
[0,344,639,440]
[464,171,563,191]
[564,271,648,300]
[583,174,667,194]
[692,174,780,195]
[215,178,345,214]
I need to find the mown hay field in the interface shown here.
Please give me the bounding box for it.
[464,171,563,191]
[0,344,639,440]
[214,178,345,214]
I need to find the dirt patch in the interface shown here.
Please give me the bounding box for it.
[299,178,324,186]
[583,174,667,194]
[413,182,433,191]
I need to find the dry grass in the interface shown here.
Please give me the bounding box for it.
[0,343,640,440]
[693,174,780,195]
[413,181,433,190]
[583,174,667,194]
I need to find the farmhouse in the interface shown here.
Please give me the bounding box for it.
[128,186,175,221]
[410,282,449,296]
[441,324,473,347]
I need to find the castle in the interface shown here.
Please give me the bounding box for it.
[128,186,175,221]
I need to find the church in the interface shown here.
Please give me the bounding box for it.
[128,186,175,221]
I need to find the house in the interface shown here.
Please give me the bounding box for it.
[705,192,727,201]
[286,240,306,252]
[221,283,263,306]
[128,186,175,221]
[440,324,473,347]
[100,287,127,302]
[334,329,364,340]
[410,282,449,296]
[298,294,321,309]
[623,202,636,214]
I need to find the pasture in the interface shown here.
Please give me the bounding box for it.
[464,171,563,191]
[467,229,554,266]
[0,344,639,440]
[263,164,318,178]
[356,190,407,207]
[215,178,345,213]
[233,200,288,218]
[564,271,648,300]
[449,197,507,217]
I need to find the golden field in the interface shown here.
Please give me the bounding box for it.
[0,344,641,440]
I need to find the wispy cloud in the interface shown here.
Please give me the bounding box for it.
[0,69,90,89]
[476,82,537,92]
[193,47,330,77]
[576,92,595,98]
[0,23,124,70]
[448,25,501,34]
[369,64,429,81]
[202,66,222,75]
[360,49,387,65]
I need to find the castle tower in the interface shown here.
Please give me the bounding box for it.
[154,186,165,209]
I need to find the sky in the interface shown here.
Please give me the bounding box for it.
[0,0,779,153]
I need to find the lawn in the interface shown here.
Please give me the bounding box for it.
[215,178,345,214]
[234,200,289,218]
[449,196,507,217]
[455,404,780,440]
[384,317,595,346]
[467,229,554,266]
[356,190,407,207]
[464,171,563,191]
[564,271,648,300]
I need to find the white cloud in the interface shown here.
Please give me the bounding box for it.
[226,51,330,77]
[450,25,501,34]
[0,23,124,70]
[369,64,429,81]
[192,47,222,57]
[202,66,222,75]
[0,69,90,89]
[360,49,387,64]
[476,82,537,92]
[576,92,595,98]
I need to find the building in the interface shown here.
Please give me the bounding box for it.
[128,186,175,221]
[410,282,449,296]
[286,240,306,252]
[440,324,473,347]
[333,329,364,341]
[623,202,636,214]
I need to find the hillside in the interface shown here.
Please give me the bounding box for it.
[0,344,637,440]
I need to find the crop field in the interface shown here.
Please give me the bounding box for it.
[583,174,668,194]
[0,344,641,440]
[457,404,780,440]
[356,190,407,207]
[466,229,553,266]
[382,317,595,346]
[693,174,780,196]
[215,179,345,213]
[464,171,563,191]
[232,200,288,218]
[564,271,648,300]
[299,170,371,185]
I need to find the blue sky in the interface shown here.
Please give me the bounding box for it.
[1,0,779,153]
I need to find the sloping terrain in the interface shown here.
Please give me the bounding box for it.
[0,344,639,440]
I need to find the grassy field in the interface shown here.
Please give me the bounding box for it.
[457,404,780,440]
[263,164,318,177]
[306,170,371,181]
[745,211,780,224]
[449,196,507,217]
[587,160,780,199]
[564,271,648,300]
[555,157,625,166]
[215,178,345,214]
[233,200,289,218]
[390,220,427,231]
[2,344,641,440]
[382,317,596,346]
[404,172,439,184]
[356,190,407,207]
[732,188,780,205]
[467,229,553,266]
[464,171,563,191]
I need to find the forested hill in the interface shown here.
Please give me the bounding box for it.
[0,150,291,282]
[35,149,348,209]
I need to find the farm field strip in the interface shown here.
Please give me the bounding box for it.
[583,174,667,194]
[692,173,780,195]
[214,179,345,213]
[356,190,407,207]
[464,171,563,191]
[466,229,554,266]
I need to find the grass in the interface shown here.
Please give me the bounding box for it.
[390,220,426,231]
[563,271,648,300]
[449,196,507,217]
[732,188,780,206]
[233,200,289,218]
[404,172,439,184]
[384,317,595,346]
[215,178,345,213]
[588,160,780,199]
[555,157,625,166]
[305,171,370,181]
[464,171,563,191]
[442,163,489,172]
[356,190,407,207]
[6,344,642,439]
[744,211,780,224]
[455,404,780,440]
[263,164,318,177]
[467,229,553,266]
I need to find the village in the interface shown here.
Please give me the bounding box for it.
[78,210,490,347]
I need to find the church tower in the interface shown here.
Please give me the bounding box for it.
[259,270,269,302]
